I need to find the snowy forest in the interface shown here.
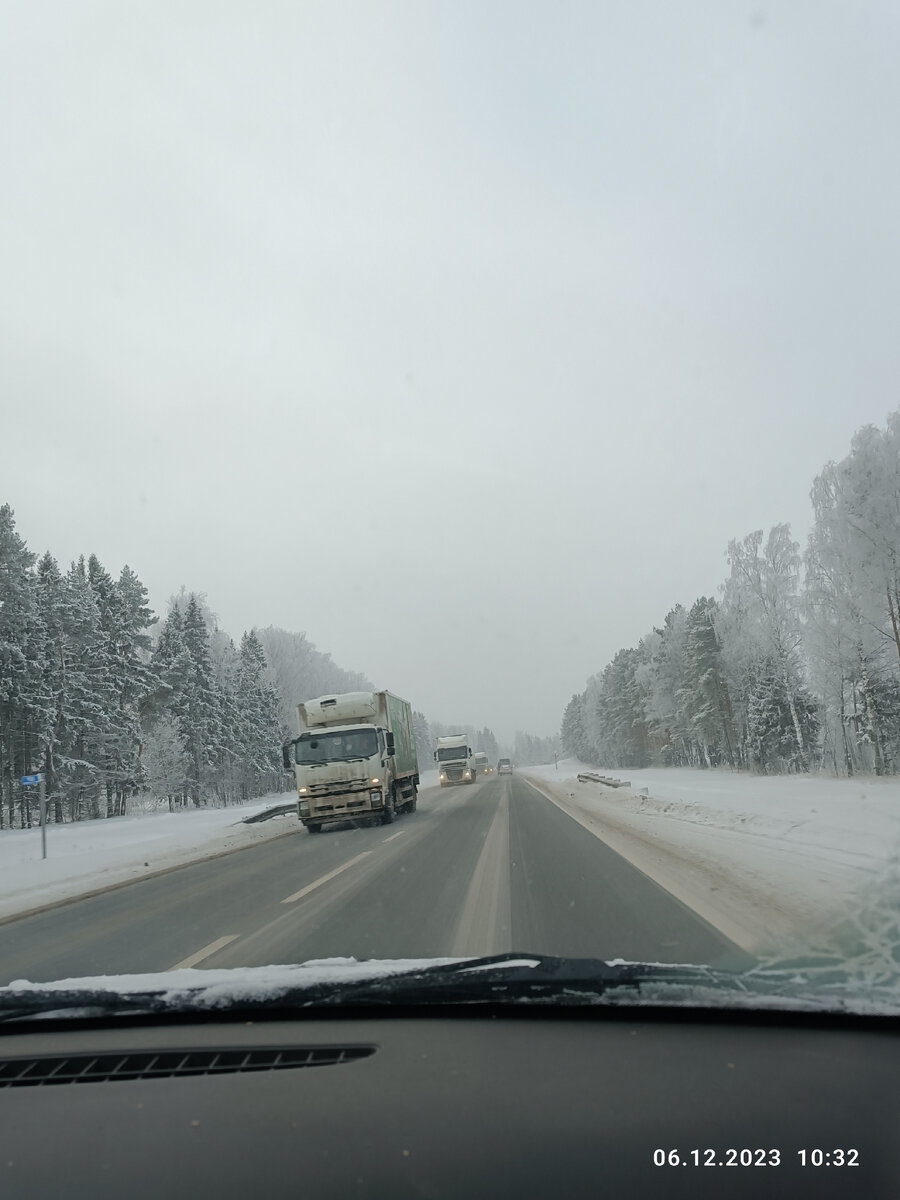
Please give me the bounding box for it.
[562,411,900,776]
[0,517,380,827]
[0,505,547,830]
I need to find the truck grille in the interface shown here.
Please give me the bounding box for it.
[312,799,369,813]
[308,781,369,797]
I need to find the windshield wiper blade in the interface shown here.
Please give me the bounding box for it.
[0,955,738,1022]
[0,956,651,1021]
[3,952,897,1023]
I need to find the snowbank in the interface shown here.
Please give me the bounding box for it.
[0,795,297,922]
[521,760,900,957]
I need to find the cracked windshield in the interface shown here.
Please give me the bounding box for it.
[2,1,900,1015]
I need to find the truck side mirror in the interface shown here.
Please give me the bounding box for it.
[386,732,396,755]
[282,743,293,770]
[433,751,437,762]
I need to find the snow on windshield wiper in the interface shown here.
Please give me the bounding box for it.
[2,953,899,1023]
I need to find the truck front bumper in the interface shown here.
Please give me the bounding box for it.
[298,789,383,822]
[438,768,474,785]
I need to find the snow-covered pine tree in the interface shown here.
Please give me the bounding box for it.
[85,555,159,817]
[233,629,284,801]
[0,505,45,828]
[412,710,432,769]
[33,551,71,824]
[723,527,813,772]
[805,431,900,774]
[682,597,738,768]
[141,715,188,811]
[561,693,590,762]
[637,607,695,766]
[57,557,111,820]
[475,727,499,763]
[178,594,223,806]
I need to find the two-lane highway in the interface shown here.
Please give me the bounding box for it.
[0,775,751,985]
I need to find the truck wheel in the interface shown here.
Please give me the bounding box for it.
[307,823,322,835]
[380,790,395,824]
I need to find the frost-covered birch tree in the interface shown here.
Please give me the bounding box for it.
[722,526,817,772]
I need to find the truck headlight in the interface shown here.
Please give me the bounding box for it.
[440,772,446,780]
[370,777,381,785]
[298,800,310,816]
[370,790,382,805]
[297,786,308,795]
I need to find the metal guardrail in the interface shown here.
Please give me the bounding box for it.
[576,773,631,788]
[242,802,297,824]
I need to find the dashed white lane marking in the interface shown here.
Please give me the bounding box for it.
[168,934,239,971]
[281,851,373,904]
[382,831,406,843]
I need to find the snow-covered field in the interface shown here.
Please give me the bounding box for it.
[521,761,900,958]
[0,794,297,922]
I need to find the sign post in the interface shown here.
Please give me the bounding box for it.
[20,774,46,859]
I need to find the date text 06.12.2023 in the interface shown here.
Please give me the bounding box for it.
[653,1149,860,1168]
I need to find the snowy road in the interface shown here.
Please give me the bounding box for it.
[0,774,749,985]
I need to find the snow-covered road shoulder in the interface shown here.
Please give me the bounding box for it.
[520,762,900,957]
[0,797,298,922]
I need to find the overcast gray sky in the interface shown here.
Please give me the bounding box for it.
[3,2,899,741]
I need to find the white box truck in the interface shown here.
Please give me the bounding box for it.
[434,734,476,786]
[283,691,419,833]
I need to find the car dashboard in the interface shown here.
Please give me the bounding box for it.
[1,1005,896,1198]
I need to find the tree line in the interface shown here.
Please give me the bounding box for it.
[0,507,293,829]
[562,410,900,776]
[0,504,522,829]
[0,508,399,829]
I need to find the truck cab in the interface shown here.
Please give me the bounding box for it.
[434,735,476,786]
[473,752,493,776]
[284,691,419,833]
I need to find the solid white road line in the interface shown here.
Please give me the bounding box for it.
[168,934,239,971]
[281,851,373,904]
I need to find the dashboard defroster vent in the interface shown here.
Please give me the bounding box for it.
[0,1045,375,1087]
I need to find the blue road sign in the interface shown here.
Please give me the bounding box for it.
[20,774,41,785]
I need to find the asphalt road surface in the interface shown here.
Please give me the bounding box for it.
[0,774,751,985]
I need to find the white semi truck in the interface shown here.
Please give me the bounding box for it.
[473,752,493,776]
[434,734,476,786]
[282,691,419,833]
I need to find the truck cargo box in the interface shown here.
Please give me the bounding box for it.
[291,690,419,831]
[298,692,381,729]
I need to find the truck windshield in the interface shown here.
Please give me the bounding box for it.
[296,729,378,763]
[436,746,467,762]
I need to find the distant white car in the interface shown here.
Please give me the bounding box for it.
[497,758,512,775]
